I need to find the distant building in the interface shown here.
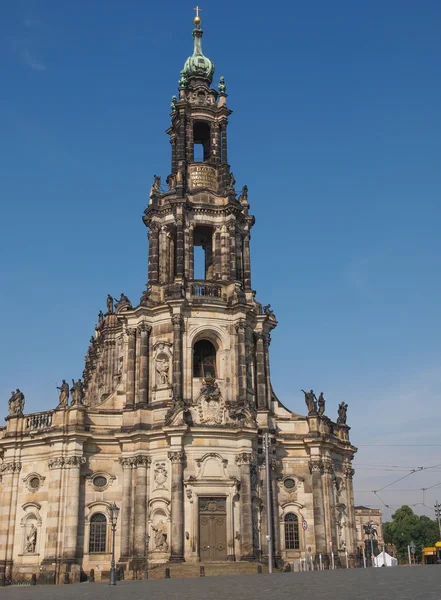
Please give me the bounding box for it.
[355,506,384,551]
[0,12,358,584]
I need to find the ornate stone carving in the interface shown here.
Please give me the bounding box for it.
[126,328,137,337]
[48,457,65,469]
[156,354,170,386]
[137,322,152,335]
[168,451,186,464]
[337,402,348,424]
[322,459,334,475]
[308,459,323,474]
[0,461,22,474]
[119,457,138,468]
[70,378,85,406]
[317,392,325,416]
[25,523,37,553]
[23,472,45,492]
[135,456,152,468]
[235,452,253,466]
[152,520,168,551]
[171,314,183,328]
[164,396,189,426]
[65,456,86,468]
[343,458,354,480]
[250,464,259,491]
[235,320,246,332]
[154,462,168,489]
[197,377,225,425]
[333,476,346,500]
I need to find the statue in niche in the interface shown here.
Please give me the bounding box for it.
[317,392,325,416]
[57,380,69,407]
[152,520,168,551]
[334,476,345,501]
[156,354,170,386]
[337,402,348,424]
[8,389,25,416]
[154,463,168,489]
[70,379,85,406]
[301,389,317,416]
[25,523,37,553]
[149,174,161,201]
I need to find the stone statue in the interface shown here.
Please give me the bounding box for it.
[152,520,168,551]
[149,174,161,200]
[170,95,177,112]
[8,389,25,416]
[263,304,273,317]
[226,172,236,194]
[166,174,176,190]
[25,523,37,553]
[106,294,114,314]
[218,76,227,94]
[114,293,131,311]
[301,389,317,416]
[70,379,84,406]
[238,185,248,203]
[98,310,104,326]
[156,356,170,386]
[317,392,325,416]
[57,380,69,407]
[337,402,348,425]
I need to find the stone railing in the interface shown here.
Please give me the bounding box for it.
[25,411,53,431]
[191,282,222,298]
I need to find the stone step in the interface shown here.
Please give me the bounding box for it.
[146,562,269,580]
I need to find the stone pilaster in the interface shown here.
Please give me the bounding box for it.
[221,121,228,164]
[243,231,251,289]
[344,459,356,556]
[137,323,151,406]
[322,458,338,553]
[171,315,183,401]
[134,456,151,560]
[235,320,247,401]
[228,222,236,280]
[125,328,136,408]
[309,459,327,555]
[255,333,267,409]
[148,224,160,284]
[168,451,186,562]
[0,461,21,585]
[186,117,194,163]
[270,458,281,562]
[62,456,86,561]
[212,121,221,166]
[235,453,254,560]
[264,335,272,409]
[188,225,194,280]
[213,226,222,280]
[119,457,136,560]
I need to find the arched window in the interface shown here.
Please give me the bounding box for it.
[284,513,300,550]
[89,513,107,553]
[193,339,217,378]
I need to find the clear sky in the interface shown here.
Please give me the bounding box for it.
[1,0,440,520]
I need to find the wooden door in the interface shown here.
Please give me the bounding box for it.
[199,497,227,562]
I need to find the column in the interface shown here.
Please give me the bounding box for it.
[235,321,247,402]
[270,459,282,562]
[235,453,254,560]
[221,226,228,281]
[236,231,243,283]
[172,315,183,401]
[255,334,267,409]
[175,217,184,278]
[264,335,272,409]
[221,121,228,164]
[243,231,252,289]
[44,458,64,562]
[228,222,236,280]
[119,457,135,560]
[0,461,21,585]
[189,225,194,280]
[63,456,86,560]
[134,456,151,559]
[322,459,338,554]
[309,459,327,556]
[212,122,221,165]
[137,324,151,406]
[214,227,222,280]
[148,224,160,284]
[344,460,357,557]
[168,451,186,562]
[126,328,136,408]
[171,134,177,174]
[259,458,269,561]
[186,117,193,163]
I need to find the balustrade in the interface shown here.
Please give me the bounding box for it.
[25,411,53,431]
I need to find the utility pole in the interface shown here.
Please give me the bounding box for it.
[434,501,441,538]
[258,428,277,574]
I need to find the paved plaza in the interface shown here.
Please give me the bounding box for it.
[2,567,441,600]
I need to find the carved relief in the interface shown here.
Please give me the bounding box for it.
[168,451,186,464]
[152,519,168,551]
[0,461,22,474]
[196,377,225,425]
[154,463,168,489]
[153,342,172,392]
[23,472,45,493]
[156,354,170,387]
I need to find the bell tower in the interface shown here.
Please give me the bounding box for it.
[141,11,276,417]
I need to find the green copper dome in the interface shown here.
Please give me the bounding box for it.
[180,18,215,86]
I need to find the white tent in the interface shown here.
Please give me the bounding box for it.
[374,552,398,567]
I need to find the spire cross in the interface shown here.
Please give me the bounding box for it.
[193,5,201,18]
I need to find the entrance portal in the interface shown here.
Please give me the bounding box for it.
[199,497,227,562]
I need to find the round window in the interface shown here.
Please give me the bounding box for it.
[29,477,40,490]
[93,476,107,488]
[284,478,296,490]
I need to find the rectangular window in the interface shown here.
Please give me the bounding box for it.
[89,522,107,553]
[285,522,300,550]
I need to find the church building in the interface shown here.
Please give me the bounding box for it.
[0,12,357,584]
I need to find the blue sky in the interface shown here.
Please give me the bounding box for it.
[1,0,441,520]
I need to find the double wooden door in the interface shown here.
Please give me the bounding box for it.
[199,497,227,562]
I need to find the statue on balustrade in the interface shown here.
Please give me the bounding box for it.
[337,402,348,425]
[302,389,317,416]
[57,380,69,407]
[317,392,326,416]
[8,389,25,416]
[70,379,85,406]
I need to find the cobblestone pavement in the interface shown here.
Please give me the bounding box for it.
[2,566,441,600]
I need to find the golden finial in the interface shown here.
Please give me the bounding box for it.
[193,5,201,25]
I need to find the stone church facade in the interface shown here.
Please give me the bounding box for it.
[0,13,357,584]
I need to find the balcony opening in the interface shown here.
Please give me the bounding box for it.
[193,339,217,378]
[193,121,211,162]
[193,226,213,280]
